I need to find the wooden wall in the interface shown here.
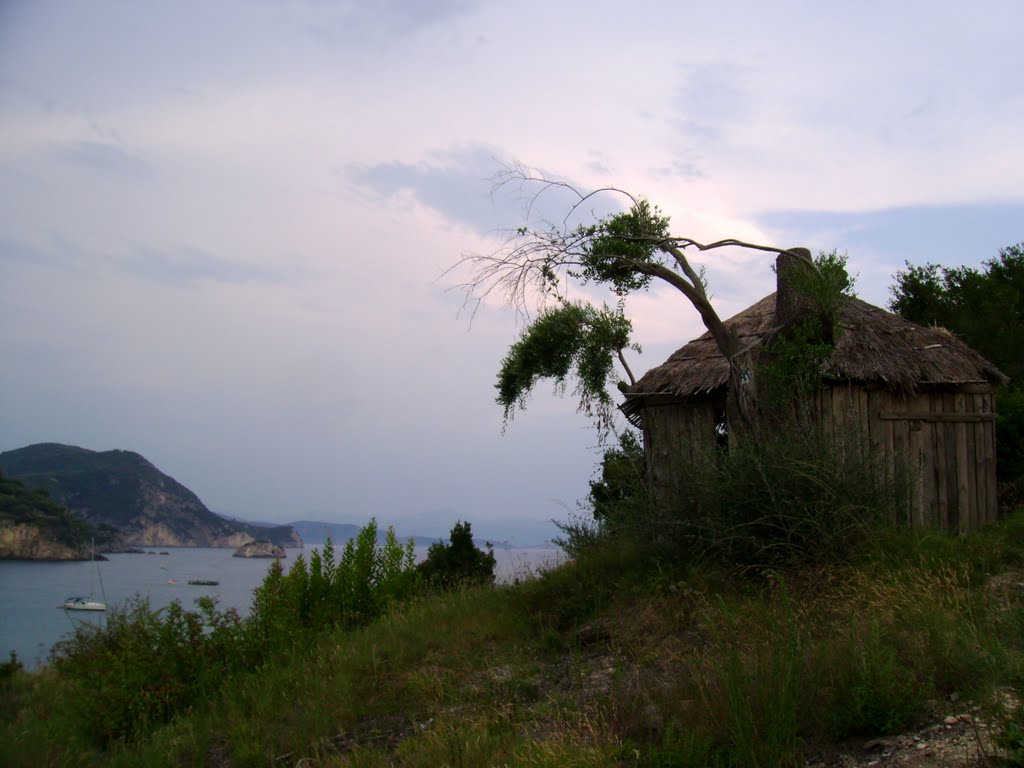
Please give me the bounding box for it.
[641,400,716,509]
[639,383,999,532]
[820,383,998,532]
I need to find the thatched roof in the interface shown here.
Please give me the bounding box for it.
[622,292,1007,418]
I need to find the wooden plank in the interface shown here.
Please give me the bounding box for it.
[908,419,925,526]
[955,392,971,533]
[932,394,949,530]
[953,383,996,395]
[965,405,978,532]
[945,392,959,531]
[973,394,987,527]
[867,390,886,452]
[922,421,939,528]
[856,387,870,461]
[985,393,998,522]
[893,412,910,525]
[877,411,995,423]
[884,401,896,493]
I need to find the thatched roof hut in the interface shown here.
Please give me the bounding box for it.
[622,261,1008,532]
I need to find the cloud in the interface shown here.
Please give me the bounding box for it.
[651,159,706,181]
[346,146,628,236]
[675,61,751,127]
[304,0,475,46]
[56,140,150,178]
[0,237,61,269]
[117,246,288,286]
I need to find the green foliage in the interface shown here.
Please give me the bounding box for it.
[776,249,856,331]
[0,444,163,528]
[998,389,1024,502]
[417,520,497,589]
[51,596,249,746]
[890,243,1024,491]
[587,430,646,525]
[0,469,108,550]
[644,426,909,570]
[573,199,672,294]
[889,243,1023,384]
[0,443,297,547]
[760,250,856,418]
[0,651,22,683]
[758,319,835,418]
[39,518,419,748]
[821,617,922,737]
[497,301,637,434]
[555,429,648,557]
[250,518,418,641]
[492,199,674,434]
[6,516,1024,767]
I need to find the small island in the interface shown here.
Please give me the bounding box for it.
[232,540,286,559]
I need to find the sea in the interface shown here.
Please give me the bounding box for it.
[0,546,564,669]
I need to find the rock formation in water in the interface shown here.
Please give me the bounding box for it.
[233,540,287,558]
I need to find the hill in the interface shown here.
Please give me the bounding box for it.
[0,443,300,549]
[0,471,113,559]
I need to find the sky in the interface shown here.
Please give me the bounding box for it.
[1,1,1022,544]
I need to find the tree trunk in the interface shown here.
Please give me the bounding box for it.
[725,349,761,442]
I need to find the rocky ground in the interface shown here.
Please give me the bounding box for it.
[809,703,1004,767]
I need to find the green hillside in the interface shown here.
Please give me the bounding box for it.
[0,470,110,552]
[0,444,167,527]
[0,443,298,548]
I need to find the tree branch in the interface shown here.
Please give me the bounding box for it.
[616,348,637,386]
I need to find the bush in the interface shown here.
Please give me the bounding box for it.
[249,519,418,649]
[997,388,1024,506]
[417,521,496,589]
[600,426,911,572]
[51,596,249,746]
[46,518,420,747]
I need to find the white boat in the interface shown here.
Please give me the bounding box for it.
[60,596,106,611]
[59,541,107,612]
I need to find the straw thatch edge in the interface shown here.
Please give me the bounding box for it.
[622,293,1007,419]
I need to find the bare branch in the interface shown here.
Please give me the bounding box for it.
[616,348,637,386]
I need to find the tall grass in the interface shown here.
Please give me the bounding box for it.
[3,509,1024,767]
[3,519,419,752]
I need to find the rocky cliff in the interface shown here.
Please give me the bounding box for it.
[0,523,88,560]
[0,444,302,550]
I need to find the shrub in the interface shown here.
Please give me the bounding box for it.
[47,518,420,748]
[417,521,496,588]
[997,388,1024,507]
[50,596,249,746]
[594,425,911,572]
[249,519,418,645]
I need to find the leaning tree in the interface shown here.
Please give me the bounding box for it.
[451,165,832,439]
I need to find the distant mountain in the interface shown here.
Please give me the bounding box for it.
[288,519,439,548]
[0,443,301,549]
[286,519,527,550]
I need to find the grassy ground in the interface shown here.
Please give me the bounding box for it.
[4,516,1024,767]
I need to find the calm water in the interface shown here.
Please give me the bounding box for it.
[0,546,562,668]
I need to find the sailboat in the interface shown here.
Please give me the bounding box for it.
[59,541,107,611]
